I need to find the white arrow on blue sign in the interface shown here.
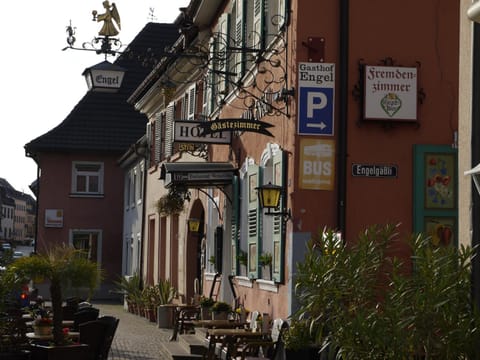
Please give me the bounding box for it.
[298,63,335,136]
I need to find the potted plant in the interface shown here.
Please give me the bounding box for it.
[291,224,480,359]
[156,278,176,305]
[199,296,215,320]
[259,252,272,279]
[156,278,178,329]
[211,301,232,320]
[283,319,319,359]
[32,313,53,336]
[237,250,248,276]
[156,186,190,216]
[113,272,142,313]
[142,286,157,322]
[8,244,101,346]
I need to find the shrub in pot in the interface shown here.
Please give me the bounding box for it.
[156,279,177,329]
[114,272,142,313]
[199,296,215,320]
[283,319,319,359]
[211,301,232,320]
[291,224,480,359]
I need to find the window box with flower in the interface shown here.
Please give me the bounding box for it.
[259,252,272,280]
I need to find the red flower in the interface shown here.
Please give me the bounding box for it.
[35,317,52,326]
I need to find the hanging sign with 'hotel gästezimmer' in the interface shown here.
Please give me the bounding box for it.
[364,65,417,121]
[200,118,274,137]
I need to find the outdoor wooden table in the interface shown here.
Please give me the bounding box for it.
[26,331,80,342]
[192,319,246,329]
[206,328,271,360]
[26,320,74,328]
[22,314,33,320]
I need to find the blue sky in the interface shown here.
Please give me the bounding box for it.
[0,0,188,195]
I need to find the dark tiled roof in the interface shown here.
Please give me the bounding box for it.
[25,23,179,157]
[0,177,35,202]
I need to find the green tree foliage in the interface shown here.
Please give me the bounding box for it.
[291,224,480,359]
[8,245,101,345]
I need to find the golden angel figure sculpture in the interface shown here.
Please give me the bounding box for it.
[92,1,121,37]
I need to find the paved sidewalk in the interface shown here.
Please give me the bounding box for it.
[93,301,172,359]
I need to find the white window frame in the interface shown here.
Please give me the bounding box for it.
[71,161,104,196]
[69,229,103,266]
[137,161,144,206]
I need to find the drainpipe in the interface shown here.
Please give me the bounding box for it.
[25,151,40,254]
[133,142,148,286]
[337,0,349,237]
[33,165,39,254]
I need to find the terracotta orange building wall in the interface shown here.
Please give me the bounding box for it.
[291,0,459,241]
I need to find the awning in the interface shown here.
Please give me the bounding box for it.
[160,162,237,188]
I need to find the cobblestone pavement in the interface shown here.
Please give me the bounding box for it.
[93,301,172,360]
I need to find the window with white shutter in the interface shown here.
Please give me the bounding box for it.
[233,0,246,84]
[266,0,287,46]
[247,164,260,279]
[165,103,174,158]
[203,39,215,116]
[252,0,265,51]
[187,84,196,120]
[154,116,162,164]
[217,13,230,97]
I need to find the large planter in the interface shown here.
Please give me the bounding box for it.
[157,305,174,329]
[0,350,31,360]
[201,307,211,320]
[211,311,229,320]
[32,326,52,336]
[285,347,321,360]
[30,344,90,360]
[144,308,157,323]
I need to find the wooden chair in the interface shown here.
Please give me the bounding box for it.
[73,307,100,331]
[240,319,289,360]
[249,311,260,331]
[79,320,107,360]
[97,316,120,360]
[169,305,200,341]
[62,305,77,321]
[217,316,283,360]
[79,316,119,360]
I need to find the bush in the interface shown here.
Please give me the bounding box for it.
[211,301,232,312]
[199,296,215,308]
[292,224,480,359]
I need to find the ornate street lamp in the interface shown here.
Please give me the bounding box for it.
[256,182,291,220]
[187,218,201,233]
[82,61,126,92]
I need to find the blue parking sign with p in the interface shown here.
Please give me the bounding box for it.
[298,87,334,135]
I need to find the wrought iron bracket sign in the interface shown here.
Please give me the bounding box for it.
[200,118,274,137]
[174,121,231,144]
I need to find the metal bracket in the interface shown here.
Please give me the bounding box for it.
[302,37,325,62]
